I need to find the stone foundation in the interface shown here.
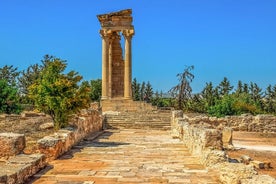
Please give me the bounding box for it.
[171,111,276,184]
[101,99,156,112]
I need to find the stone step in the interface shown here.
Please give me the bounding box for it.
[104,110,172,130]
[0,154,46,184]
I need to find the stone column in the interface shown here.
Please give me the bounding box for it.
[100,30,109,100]
[108,35,113,99]
[123,30,134,99]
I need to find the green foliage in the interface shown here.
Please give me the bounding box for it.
[132,79,153,102]
[218,77,233,96]
[145,81,153,102]
[28,56,91,129]
[208,93,262,117]
[0,65,20,86]
[208,95,236,117]
[89,79,102,102]
[18,63,43,104]
[0,80,22,114]
[132,78,141,101]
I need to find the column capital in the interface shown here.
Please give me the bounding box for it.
[100,29,112,39]
[122,29,135,40]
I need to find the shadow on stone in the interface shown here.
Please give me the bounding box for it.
[87,141,130,147]
[25,164,53,184]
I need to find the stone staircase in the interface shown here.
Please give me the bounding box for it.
[104,110,172,130]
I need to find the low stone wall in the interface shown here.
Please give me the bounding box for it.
[38,109,103,161]
[0,154,46,184]
[0,133,25,158]
[171,111,276,184]
[186,114,276,133]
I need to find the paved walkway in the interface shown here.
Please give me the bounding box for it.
[29,129,220,184]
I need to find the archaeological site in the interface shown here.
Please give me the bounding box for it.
[0,9,276,184]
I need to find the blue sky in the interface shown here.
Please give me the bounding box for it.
[0,0,275,93]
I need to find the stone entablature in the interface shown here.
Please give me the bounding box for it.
[97,9,134,100]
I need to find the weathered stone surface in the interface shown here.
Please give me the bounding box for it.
[183,113,276,133]
[240,155,252,165]
[219,163,257,184]
[0,154,46,184]
[241,174,276,184]
[171,110,274,184]
[39,122,54,130]
[21,112,46,118]
[0,133,25,158]
[37,109,103,161]
[222,127,234,149]
[30,129,220,183]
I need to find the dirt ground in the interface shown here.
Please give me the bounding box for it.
[227,131,276,178]
[0,115,56,154]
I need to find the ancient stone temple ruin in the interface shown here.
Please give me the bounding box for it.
[97,9,154,112]
[97,9,134,100]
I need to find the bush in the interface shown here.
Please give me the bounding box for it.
[0,80,22,114]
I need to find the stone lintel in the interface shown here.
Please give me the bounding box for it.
[97,9,132,20]
[97,9,133,28]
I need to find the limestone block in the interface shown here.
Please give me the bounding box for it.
[21,112,45,118]
[39,122,54,130]
[0,133,25,158]
[0,154,46,184]
[37,136,63,160]
[240,155,252,165]
[203,129,223,150]
[222,127,233,149]
[219,163,257,184]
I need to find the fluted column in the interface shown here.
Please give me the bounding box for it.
[100,30,109,100]
[123,30,134,99]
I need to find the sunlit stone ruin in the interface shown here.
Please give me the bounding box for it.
[97,9,154,112]
[0,9,275,184]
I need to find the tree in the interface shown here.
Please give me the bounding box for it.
[169,65,194,110]
[28,56,91,129]
[202,82,217,108]
[218,77,233,96]
[144,81,153,103]
[0,65,20,86]
[236,80,243,95]
[249,82,263,110]
[89,79,102,102]
[18,64,43,104]
[132,78,141,101]
[140,81,146,101]
[0,79,22,114]
[243,83,249,94]
[264,84,276,114]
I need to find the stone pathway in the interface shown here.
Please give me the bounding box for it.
[28,129,220,184]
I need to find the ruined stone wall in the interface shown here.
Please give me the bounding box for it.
[38,109,103,161]
[185,114,276,133]
[171,111,276,184]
